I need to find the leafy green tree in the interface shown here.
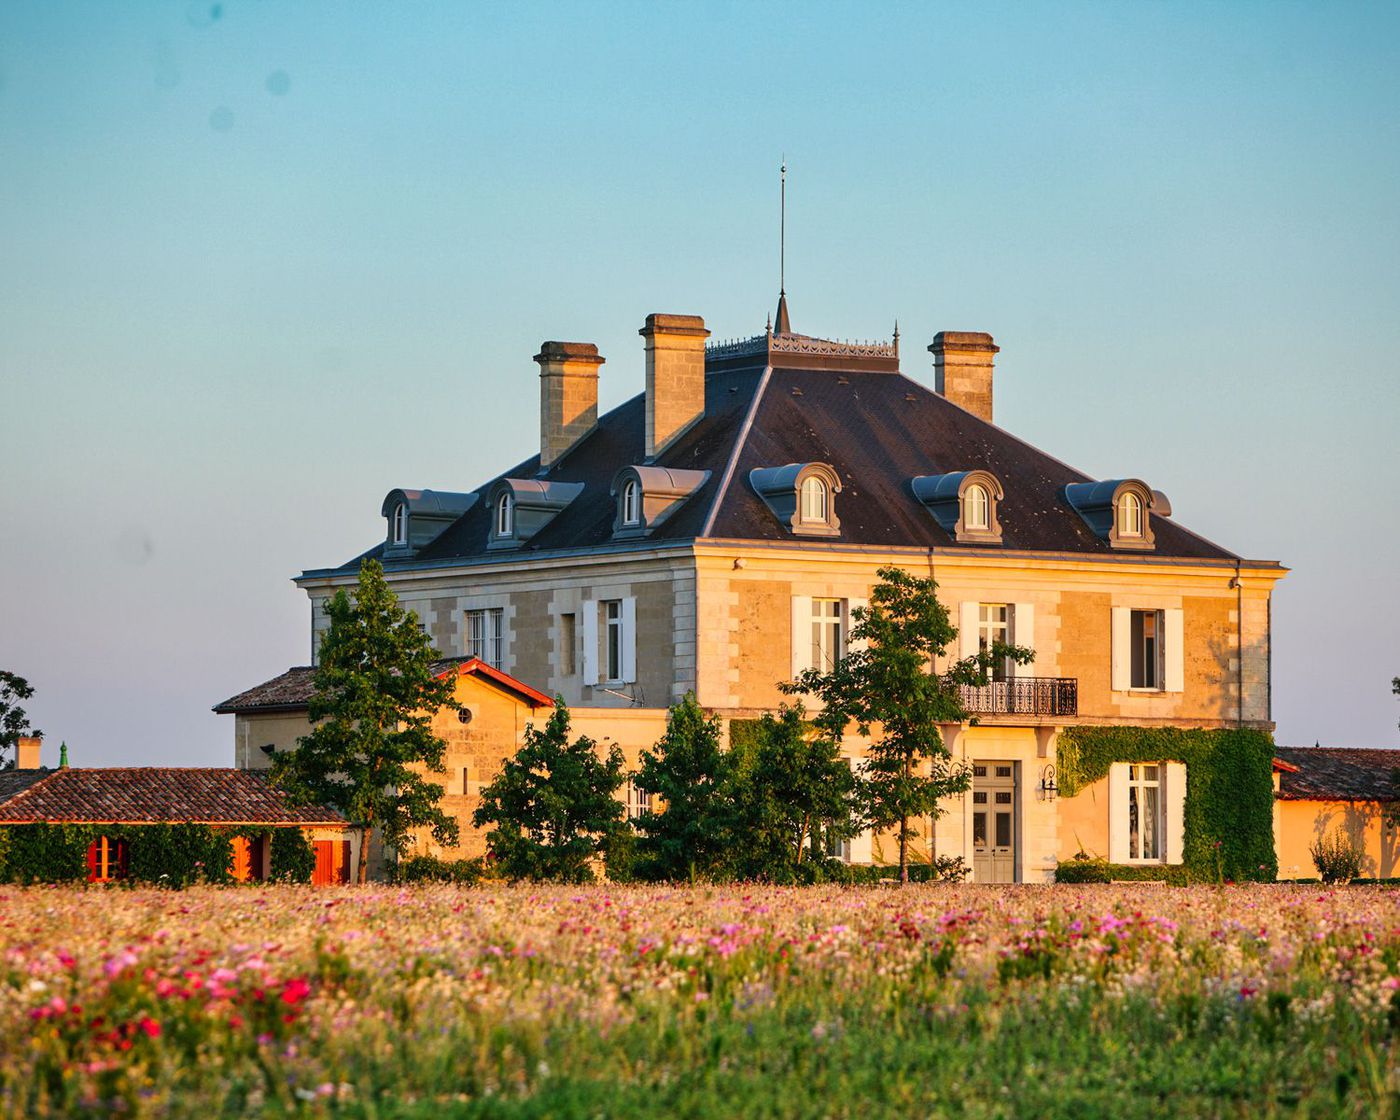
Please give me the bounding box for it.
[727,705,859,880]
[784,565,1033,883]
[270,559,459,883]
[632,694,732,881]
[0,671,39,770]
[473,700,626,882]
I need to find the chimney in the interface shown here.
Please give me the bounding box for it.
[929,331,999,424]
[534,341,604,470]
[16,734,42,770]
[640,314,710,460]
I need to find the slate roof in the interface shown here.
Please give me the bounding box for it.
[0,769,50,804]
[1273,747,1400,803]
[304,337,1268,578]
[214,657,551,715]
[0,768,346,825]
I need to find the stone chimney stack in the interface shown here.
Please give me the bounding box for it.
[640,314,710,460]
[534,341,604,470]
[15,734,42,770]
[929,331,999,424]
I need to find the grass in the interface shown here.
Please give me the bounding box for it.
[1,883,1397,1118]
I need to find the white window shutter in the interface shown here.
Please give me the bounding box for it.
[847,597,869,653]
[1013,602,1035,663]
[581,600,599,686]
[1107,763,1129,863]
[791,595,812,678]
[1165,762,1187,864]
[1164,608,1185,693]
[1111,607,1131,691]
[959,601,980,660]
[621,596,638,683]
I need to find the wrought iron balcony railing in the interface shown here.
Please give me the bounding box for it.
[958,676,1078,718]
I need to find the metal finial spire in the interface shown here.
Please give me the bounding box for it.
[780,158,786,296]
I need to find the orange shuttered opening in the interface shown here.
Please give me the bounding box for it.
[312,839,351,885]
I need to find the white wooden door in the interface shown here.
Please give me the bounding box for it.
[971,762,1017,883]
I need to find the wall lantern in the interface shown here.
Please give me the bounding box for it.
[1039,764,1057,801]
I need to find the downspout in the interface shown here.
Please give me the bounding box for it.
[1235,559,1244,728]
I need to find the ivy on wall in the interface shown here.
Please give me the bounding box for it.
[1056,726,1277,882]
[0,824,316,886]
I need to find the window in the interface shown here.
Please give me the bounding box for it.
[621,480,640,526]
[963,483,989,531]
[1118,491,1143,538]
[466,608,504,668]
[799,476,828,524]
[977,603,1010,681]
[1130,609,1162,690]
[559,613,577,677]
[810,598,845,671]
[496,491,514,537]
[625,777,651,820]
[1126,764,1162,861]
[604,599,624,682]
[86,836,128,883]
[391,502,407,545]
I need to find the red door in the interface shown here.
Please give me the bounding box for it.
[312,840,351,885]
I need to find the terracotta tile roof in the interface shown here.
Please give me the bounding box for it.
[214,657,550,714]
[1273,746,1400,803]
[0,768,345,825]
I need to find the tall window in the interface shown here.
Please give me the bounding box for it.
[625,776,651,820]
[1130,609,1162,690]
[800,476,828,524]
[977,603,1010,681]
[621,480,640,526]
[558,612,577,677]
[1118,491,1143,538]
[810,598,844,671]
[466,608,504,668]
[604,599,624,682]
[496,492,514,537]
[1126,764,1162,860]
[86,836,128,883]
[963,483,990,531]
[391,502,407,544]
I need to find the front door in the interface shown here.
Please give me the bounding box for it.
[971,762,1017,883]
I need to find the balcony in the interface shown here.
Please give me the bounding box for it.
[958,676,1078,718]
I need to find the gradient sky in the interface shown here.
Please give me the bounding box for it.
[2,1,1397,767]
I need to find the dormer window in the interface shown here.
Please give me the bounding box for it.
[910,470,1003,544]
[381,488,477,559]
[963,483,990,531]
[621,479,640,527]
[1117,491,1143,538]
[749,463,842,538]
[487,478,584,550]
[390,502,407,545]
[496,492,514,537]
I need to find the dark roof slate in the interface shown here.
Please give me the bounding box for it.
[1273,746,1400,802]
[311,349,1255,575]
[0,769,50,804]
[0,768,345,825]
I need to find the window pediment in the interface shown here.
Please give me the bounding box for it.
[749,463,842,538]
[609,466,711,539]
[381,489,478,559]
[910,470,1004,544]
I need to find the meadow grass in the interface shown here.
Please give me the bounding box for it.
[2,883,1396,1117]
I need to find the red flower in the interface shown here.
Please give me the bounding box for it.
[137,1017,161,1038]
[280,978,311,1006]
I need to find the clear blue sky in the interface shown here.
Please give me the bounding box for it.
[2,1,1397,766]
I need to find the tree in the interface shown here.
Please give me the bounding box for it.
[0,671,39,770]
[727,705,859,880]
[632,694,731,881]
[784,565,1033,883]
[270,559,459,883]
[473,700,626,882]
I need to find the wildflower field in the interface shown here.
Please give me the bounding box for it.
[3,885,1398,1118]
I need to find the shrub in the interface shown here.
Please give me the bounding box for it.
[1310,830,1363,884]
[269,828,316,883]
[396,854,486,885]
[836,857,969,885]
[1054,855,1112,883]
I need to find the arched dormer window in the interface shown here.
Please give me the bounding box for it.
[748,463,842,538]
[496,491,514,538]
[799,475,828,525]
[963,483,990,531]
[381,488,477,558]
[621,479,640,526]
[390,502,407,545]
[1117,491,1143,538]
